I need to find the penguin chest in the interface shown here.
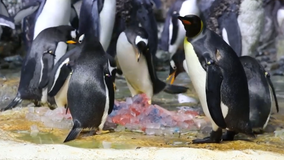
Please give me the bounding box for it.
[116,34,153,95]
[99,0,116,51]
[184,42,228,125]
[33,0,71,39]
[54,75,71,108]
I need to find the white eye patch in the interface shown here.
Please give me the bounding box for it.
[170,60,176,69]
[135,35,148,45]
[78,34,85,43]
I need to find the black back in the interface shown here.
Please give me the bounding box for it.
[67,34,112,128]
[240,56,279,128]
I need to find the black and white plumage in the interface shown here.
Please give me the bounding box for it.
[179,15,254,143]
[50,33,115,143]
[3,25,78,111]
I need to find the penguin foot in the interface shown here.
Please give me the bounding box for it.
[222,131,237,141]
[192,129,222,144]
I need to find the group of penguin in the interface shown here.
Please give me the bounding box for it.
[0,0,281,144]
[1,0,188,143]
[160,0,281,143]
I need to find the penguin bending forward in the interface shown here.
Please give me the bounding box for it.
[3,25,78,111]
[178,14,254,143]
[116,25,188,104]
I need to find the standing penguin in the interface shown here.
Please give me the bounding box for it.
[116,25,188,104]
[159,0,200,58]
[45,0,115,142]
[3,25,78,111]
[167,54,279,133]
[178,14,254,143]
[63,34,114,142]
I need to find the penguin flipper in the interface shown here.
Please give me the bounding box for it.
[63,120,82,143]
[38,52,55,89]
[48,63,72,97]
[12,2,40,25]
[266,73,279,113]
[219,13,242,56]
[163,84,188,94]
[170,12,179,45]
[2,92,22,111]
[206,64,227,129]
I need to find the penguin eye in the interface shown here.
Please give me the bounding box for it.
[170,60,176,70]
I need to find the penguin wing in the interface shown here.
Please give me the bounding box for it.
[142,46,166,94]
[48,60,72,97]
[266,73,279,113]
[104,63,114,114]
[218,13,242,56]
[47,46,80,96]
[38,51,56,89]
[170,12,179,45]
[0,15,15,29]
[12,2,40,25]
[206,64,227,128]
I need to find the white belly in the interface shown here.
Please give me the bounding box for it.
[116,32,153,98]
[99,0,116,51]
[184,41,228,130]
[33,0,71,39]
[54,75,71,108]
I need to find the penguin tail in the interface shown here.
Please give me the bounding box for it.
[63,120,82,143]
[163,84,188,94]
[2,92,22,111]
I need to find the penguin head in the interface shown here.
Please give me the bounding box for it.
[66,33,84,44]
[135,35,149,61]
[178,15,204,38]
[167,49,186,84]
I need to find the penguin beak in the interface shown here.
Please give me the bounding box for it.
[166,70,176,84]
[66,40,77,44]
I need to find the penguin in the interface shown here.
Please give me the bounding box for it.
[63,33,114,142]
[159,0,200,58]
[239,56,279,133]
[116,25,188,104]
[203,0,242,56]
[79,0,116,51]
[167,54,279,133]
[178,14,254,143]
[237,0,265,56]
[2,25,78,111]
[0,0,15,39]
[167,48,188,84]
[46,0,115,141]
[110,0,160,67]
